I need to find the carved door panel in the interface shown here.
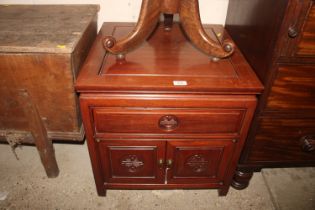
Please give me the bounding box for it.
[98,140,165,184]
[166,140,236,184]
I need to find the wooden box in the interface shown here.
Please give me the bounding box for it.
[0,5,99,142]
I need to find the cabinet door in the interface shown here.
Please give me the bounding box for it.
[98,140,165,184]
[166,140,236,184]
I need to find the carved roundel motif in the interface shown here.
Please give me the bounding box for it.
[120,155,144,173]
[185,154,209,173]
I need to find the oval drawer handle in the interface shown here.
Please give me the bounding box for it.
[300,135,315,152]
[158,115,179,131]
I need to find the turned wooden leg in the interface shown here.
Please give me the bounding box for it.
[231,169,254,190]
[179,0,234,59]
[103,0,161,58]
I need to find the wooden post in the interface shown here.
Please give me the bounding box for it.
[18,89,59,178]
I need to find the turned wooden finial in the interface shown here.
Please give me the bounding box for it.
[103,0,234,60]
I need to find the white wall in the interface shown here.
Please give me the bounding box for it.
[2,0,229,28]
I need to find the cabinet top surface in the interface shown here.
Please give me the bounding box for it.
[0,5,99,53]
[76,23,263,94]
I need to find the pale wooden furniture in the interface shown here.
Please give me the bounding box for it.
[0,5,99,177]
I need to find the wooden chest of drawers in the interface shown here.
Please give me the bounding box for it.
[226,0,315,189]
[75,23,263,196]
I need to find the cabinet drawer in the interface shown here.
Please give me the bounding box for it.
[248,117,315,163]
[266,65,315,111]
[279,0,315,57]
[93,108,245,135]
[295,3,315,57]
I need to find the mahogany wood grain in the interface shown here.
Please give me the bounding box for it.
[266,65,315,112]
[296,3,315,56]
[248,117,315,164]
[277,0,314,57]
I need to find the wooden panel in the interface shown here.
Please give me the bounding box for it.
[296,3,315,56]
[225,0,288,82]
[93,107,245,135]
[266,65,315,112]
[0,54,78,132]
[0,5,99,53]
[166,140,236,184]
[98,140,165,184]
[248,117,315,163]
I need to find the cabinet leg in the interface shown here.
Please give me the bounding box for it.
[218,186,229,196]
[96,188,107,197]
[231,169,254,190]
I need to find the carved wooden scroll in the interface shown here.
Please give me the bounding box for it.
[103,0,234,60]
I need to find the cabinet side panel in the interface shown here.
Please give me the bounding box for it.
[0,53,78,133]
[225,0,288,83]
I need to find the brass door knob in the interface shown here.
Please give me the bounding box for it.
[158,159,164,167]
[166,159,173,168]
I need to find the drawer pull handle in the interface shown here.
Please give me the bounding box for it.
[166,159,173,168]
[159,115,179,131]
[300,135,315,152]
[288,26,298,38]
[158,159,164,168]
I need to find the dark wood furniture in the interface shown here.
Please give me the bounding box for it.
[0,5,99,177]
[225,0,315,189]
[102,0,234,59]
[75,22,263,196]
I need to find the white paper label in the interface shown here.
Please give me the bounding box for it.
[173,80,188,86]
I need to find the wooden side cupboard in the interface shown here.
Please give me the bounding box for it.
[75,22,263,196]
[226,0,315,189]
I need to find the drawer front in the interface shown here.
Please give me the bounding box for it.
[266,65,315,112]
[93,108,245,136]
[166,140,237,184]
[279,0,315,57]
[295,3,315,56]
[98,140,165,184]
[248,117,315,163]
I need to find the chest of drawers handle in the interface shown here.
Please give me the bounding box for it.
[159,115,179,131]
[288,26,299,38]
[300,135,315,152]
